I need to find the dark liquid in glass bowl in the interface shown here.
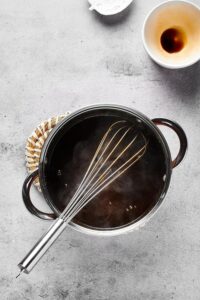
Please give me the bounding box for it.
[45,115,167,229]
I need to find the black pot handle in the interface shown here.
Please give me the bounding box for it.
[152,118,187,168]
[22,169,57,220]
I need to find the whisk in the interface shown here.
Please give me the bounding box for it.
[17,121,148,276]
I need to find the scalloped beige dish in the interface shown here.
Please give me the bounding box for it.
[25,112,70,191]
[88,0,133,15]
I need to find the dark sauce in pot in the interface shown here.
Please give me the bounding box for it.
[45,115,167,229]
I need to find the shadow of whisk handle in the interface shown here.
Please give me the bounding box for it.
[18,218,66,274]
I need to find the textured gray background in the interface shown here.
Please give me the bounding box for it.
[0,0,200,299]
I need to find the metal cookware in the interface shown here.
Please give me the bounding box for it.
[22,105,187,236]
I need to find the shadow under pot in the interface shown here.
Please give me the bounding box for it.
[22,105,187,236]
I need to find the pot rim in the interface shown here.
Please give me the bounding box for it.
[39,104,172,236]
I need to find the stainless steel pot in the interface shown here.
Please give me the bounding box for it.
[22,105,187,236]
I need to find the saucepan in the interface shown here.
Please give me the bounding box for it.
[22,105,187,236]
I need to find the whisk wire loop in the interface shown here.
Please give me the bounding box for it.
[65,141,147,222]
[61,123,147,222]
[61,121,128,217]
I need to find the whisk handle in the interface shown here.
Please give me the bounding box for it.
[18,218,66,274]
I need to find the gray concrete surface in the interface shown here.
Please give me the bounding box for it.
[0,0,200,299]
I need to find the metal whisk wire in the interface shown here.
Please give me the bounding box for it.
[61,121,147,222]
[63,121,127,210]
[18,120,148,276]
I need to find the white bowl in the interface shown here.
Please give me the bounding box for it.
[142,1,200,69]
[88,0,133,16]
